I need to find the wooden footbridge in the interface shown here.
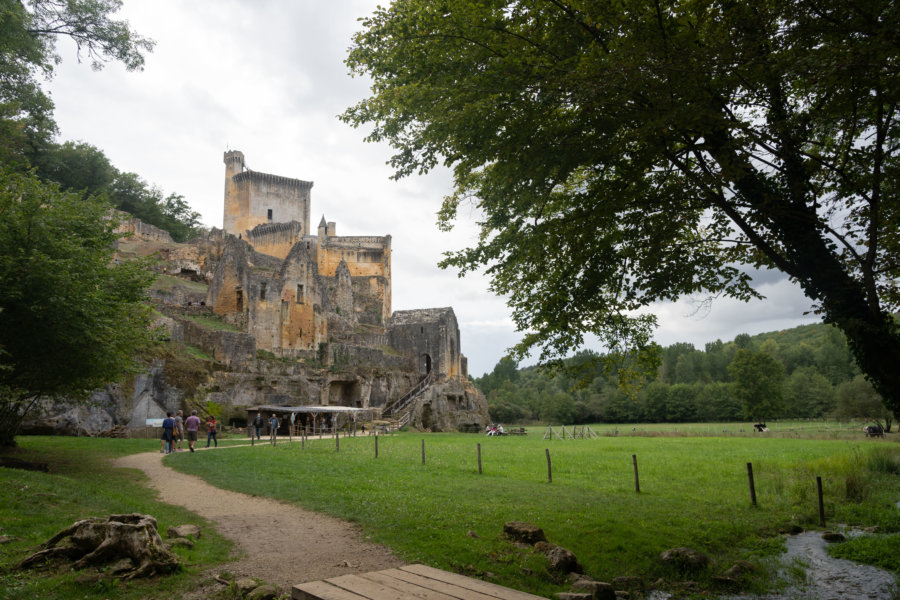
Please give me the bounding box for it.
[293,564,546,600]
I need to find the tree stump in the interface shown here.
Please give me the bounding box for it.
[16,514,180,579]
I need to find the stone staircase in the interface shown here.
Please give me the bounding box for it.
[383,371,433,428]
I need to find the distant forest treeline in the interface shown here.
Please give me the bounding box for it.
[474,323,896,427]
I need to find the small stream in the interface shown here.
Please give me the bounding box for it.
[648,529,897,599]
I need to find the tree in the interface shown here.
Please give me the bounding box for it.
[0,169,156,445]
[0,0,154,168]
[30,140,116,196]
[344,0,900,413]
[784,367,834,418]
[832,375,893,429]
[106,172,203,242]
[728,348,786,421]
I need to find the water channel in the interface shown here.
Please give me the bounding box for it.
[649,528,897,599]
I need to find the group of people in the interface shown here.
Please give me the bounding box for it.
[251,412,281,441]
[486,423,505,436]
[160,410,219,454]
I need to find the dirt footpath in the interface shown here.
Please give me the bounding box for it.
[114,451,403,591]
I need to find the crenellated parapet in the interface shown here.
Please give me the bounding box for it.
[232,170,313,191]
[246,221,304,259]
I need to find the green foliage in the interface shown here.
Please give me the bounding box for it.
[344,0,900,415]
[0,4,200,243]
[185,314,241,333]
[0,169,157,445]
[167,433,900,595]
[0,437,232,599]
[833,375,892,422]
[475,320,887,425]
[0,0,153,169]
[729,349,786,421]
[829,534,900,574]
[105,169,205,242]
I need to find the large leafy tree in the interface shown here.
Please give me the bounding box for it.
[343,0,900,412]
[728,348,785,421]
[0,169,156,445]
[0,0,154,167]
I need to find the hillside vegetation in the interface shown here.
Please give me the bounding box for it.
[476,323,895,427]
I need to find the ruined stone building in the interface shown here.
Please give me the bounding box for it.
[23,150,489,436]
[201,151,484,430]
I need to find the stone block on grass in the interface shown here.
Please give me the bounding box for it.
[503,521,547,545]
[659,547,708,572]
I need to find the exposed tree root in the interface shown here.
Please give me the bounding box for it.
[16,514,180,579]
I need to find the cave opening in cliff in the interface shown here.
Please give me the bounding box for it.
[328,380,361,407]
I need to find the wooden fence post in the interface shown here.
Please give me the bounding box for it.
[375,433,379,458]
[336,432,340,452]
[632,454,640,493]
[747,462,757,506]
[477,443,482,474]
[817,476,826,526]
[421,439,426,465]
[545,449,552,483]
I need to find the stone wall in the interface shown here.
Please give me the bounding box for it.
[171,319,256,367]
[245,221,304,259]
[388,308,462,380]
[112,211,174,244]
[407,377,490,432]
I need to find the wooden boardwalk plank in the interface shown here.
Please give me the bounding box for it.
[358,570,463,600]
[328,573,440,600]
[293,579,371,600]
[375,568,503,600]
[399,565,547,600]
[293,564,548,600]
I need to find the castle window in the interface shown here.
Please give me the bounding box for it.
[236,287,243,312]
[260,282,267,301]
[267,208,273,222]
[297,284,305,304]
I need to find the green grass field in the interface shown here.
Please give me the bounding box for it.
[0,438,233,600]
[2,429,898,599]
[166,429,900,596]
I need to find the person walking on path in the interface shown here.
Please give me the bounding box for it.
[174,410,185,451]
[252,412,264,440]
[160,412,175,454]
[184,410,202,452]
[269,413,280,445]
[206,415,218,448]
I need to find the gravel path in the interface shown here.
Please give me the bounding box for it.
[114,449,403,593]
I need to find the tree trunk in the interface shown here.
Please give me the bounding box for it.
[16,514,180,579]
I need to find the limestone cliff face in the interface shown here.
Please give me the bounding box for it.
[408,377,490,433]
[20,362,184,436]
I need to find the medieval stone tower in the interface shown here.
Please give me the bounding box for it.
[223,150,313,237]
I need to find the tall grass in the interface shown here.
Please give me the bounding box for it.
[167,432,900,596]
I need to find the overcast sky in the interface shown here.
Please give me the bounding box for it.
[44,1,819,376]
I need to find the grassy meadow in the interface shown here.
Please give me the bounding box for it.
[1,427,898,598]
[0,437,233,600]
[166,427,900,596]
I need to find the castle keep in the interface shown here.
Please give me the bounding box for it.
[201,150,484,429]
[211,150,394,354]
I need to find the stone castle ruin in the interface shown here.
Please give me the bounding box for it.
[26,150,488,436]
